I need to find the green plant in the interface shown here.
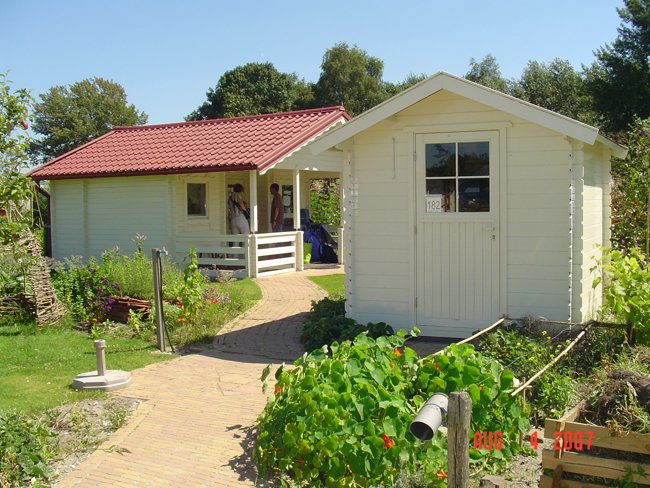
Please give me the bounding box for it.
[0,411,54,486]
[52,257,121,323]
[300,297,394,352]
[309,178,341,226]
[593,247,650,345]
[165,248,207,323]
[614,465,647,488]
[256,331,528,486]
[476,327,576,421]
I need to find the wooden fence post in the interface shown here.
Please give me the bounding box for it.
[151,248,165,352]
[448,391,471,488]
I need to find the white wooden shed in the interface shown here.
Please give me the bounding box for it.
[28,107,349,277]
[310,72,627,338]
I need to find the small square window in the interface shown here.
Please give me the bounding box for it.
[187,183,207,217]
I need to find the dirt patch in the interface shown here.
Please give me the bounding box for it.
[46,396,141,483]
[579,368,650,433]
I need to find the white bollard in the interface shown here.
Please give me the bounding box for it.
[94,339,107,376]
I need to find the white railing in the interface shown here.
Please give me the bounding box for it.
[175,231,303,278]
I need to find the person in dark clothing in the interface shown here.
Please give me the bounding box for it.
[270,183,284,232]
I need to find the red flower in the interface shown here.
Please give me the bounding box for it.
[393,347,402,356]
[434,362,440,371]
[177,317,187,322]
[297,458,303,466]
[274,385,281,395]
[381,434,394,449]
[436,470,448,479]
[20,121,29,130]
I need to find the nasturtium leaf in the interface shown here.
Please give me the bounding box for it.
[467,384,481,403]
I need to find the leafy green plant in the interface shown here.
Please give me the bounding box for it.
[256,331,528,486]
[309,178,340,226]
[300,297,393,352]
[164,248,207,323]
[593,247,650,345]
[52,256,121,323]
[0,411,54,486]
[476,327,576,421]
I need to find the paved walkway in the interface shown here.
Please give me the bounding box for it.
[55,268,337,488]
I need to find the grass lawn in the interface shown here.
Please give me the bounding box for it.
[0,317,171,413]
[0,278,262,413]
[308,273,344,298]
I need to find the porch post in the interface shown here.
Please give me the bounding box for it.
[293,168,301,230]
[249,170,258,233]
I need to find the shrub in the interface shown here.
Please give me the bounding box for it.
[476,326,576,421]
[301,297,394,352]
[593,246,650,345]
[52,256,120,323]
[256,331,528,486]
[0,411,54,487]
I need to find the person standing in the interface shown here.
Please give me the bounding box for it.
[270,183,284,232]
[228,183,250,234]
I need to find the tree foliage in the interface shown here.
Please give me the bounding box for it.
[314,43,388,116]
[512,59,596,124]
[31,77,148,162]
[465,54,510,93]
[0,73,33,241]
[585,0,650,133]
[610,117,650,251]
[187,62,305,120]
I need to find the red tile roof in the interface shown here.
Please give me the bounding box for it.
[29,106,349,181]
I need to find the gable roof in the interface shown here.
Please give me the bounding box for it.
[29,106,350,181]
[310,72,627,159]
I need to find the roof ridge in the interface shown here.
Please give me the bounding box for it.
[113,106,347,132]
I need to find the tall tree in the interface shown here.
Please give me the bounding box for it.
[585,0,650,133]
[465,54,510,93]
[314,43,388,116]
[610,117,650,251]
[188,62,302,120]
[384,73,428,97]
[31,77,147,162]
[512,59,596,124]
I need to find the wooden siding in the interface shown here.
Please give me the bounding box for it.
[50,179,85,260]
[347,90,576,334]
[86,176,170,257]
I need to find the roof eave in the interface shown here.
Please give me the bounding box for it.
[310,72,612,155]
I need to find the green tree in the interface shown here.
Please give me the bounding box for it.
[314,43,388,116]
[384,72,428,97]
[465,54,510,93]
[512,59,596,124]
[31,77,148,162]
[610,117,650,252]
[0,73,33,240]
[188,62,303,120]
[585,0,650,133]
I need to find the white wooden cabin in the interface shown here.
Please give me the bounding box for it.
[310,72,627,338]
[29,107,349,278]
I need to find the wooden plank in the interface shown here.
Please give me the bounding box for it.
[197,258,246,267]
[546,414,650,455]
[539,475,612,488]
[542,451,650,484]
[257,267,296,278]
[257,257,296,270]
[256,245,295,257]
[562,421,650,455]
[257,236,297,245]
[195,246,244,255]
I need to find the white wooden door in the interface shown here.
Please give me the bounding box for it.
[415,131,500,337]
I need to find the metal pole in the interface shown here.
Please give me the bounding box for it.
[448,391,471,488]
[152,248,165,352]
[94,339,107,376]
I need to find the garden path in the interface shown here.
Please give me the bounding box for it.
[55,268,337,487]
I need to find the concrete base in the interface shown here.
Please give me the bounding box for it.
[72,370,132,391]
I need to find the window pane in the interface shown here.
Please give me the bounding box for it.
[187,183,206,216]
[426,143,456,177]
[459,179,489,212]
[459,142,489,176]
[426,179,456,212]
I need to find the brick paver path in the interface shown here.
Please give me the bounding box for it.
[55,269,337,487]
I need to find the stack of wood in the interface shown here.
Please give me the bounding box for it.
[1,229,66,325]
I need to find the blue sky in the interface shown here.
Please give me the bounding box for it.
[2,0,625,125]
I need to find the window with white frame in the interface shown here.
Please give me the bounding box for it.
[424,141,490,213]
[187,183,207,217]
